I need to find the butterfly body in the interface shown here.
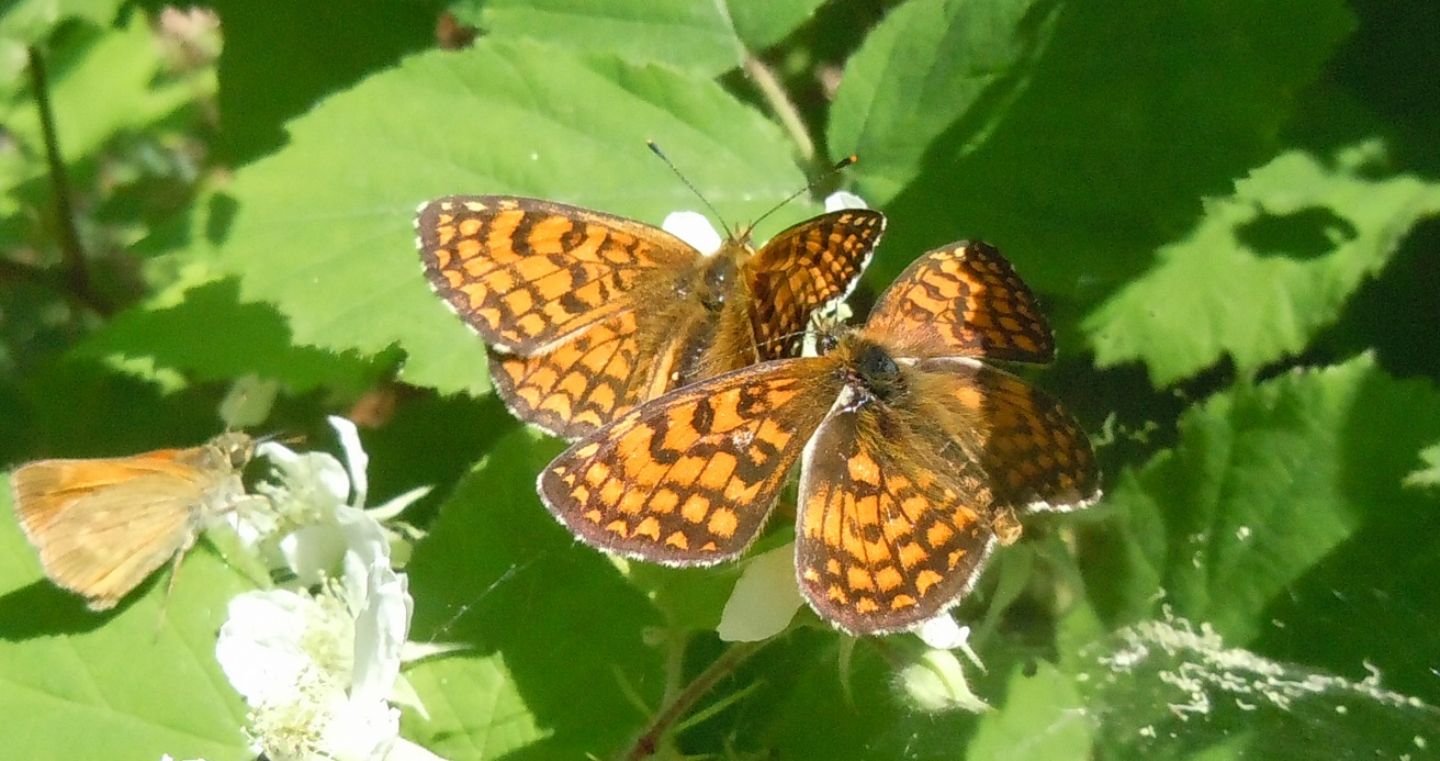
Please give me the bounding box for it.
[540,241,1099,634]
[10,432,254,610]
[417,196,884,439]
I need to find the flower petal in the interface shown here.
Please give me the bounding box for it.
[317,692,399,761]
[367,485,432,522]
[328,415,369,508]
[823,190,868,211]
[717,543,804,642]
[216,590,324,706]
[662,210,722,255]
[280,524,349,587]
[384,738,449,761]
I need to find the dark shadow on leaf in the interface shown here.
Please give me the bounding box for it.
[1253,366,1440,707]
[1235,206,1357,261]
[205,192,240,245]
[0,580,118,640]
[873,1,1350,316]
[1306,215,1440,380]
[406,422,663,758]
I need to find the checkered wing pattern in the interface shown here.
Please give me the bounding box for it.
[795,390,998,634]
[538,359,842,564]
[745,209,885,359]
[417,196,698,354]
[916,357,1100,512]
[867,241,1054,362]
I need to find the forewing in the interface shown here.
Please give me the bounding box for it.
[21,475,202,610]
[11,452,196,538]
[538,358,841,565]
[488,310,647,439]
[745,209,884,359]
[917,357,1100,511]
[417,196,699,354]
[866,241,1054,362]
[796,390,998,634]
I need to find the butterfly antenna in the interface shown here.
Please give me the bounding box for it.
[748,153,860,234]
[647,140,736,240]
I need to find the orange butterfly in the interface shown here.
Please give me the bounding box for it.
[539,242,1100,634]
[416,195,884,439]
[9,433,254,610]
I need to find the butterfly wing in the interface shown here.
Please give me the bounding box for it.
[488,311,646,439]
[914,357,1100,512]
[11,436,249,610]
[13,470,206,610]
[744,209,885,359]
[417,196,700,354]
[795,387,998,634]
[12,452,197,538]
[865,241,1054,362]
[538,358,842,564]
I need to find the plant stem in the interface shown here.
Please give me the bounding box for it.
[742,54,816,166]
[622,639,766,760]
[27,45,107,316]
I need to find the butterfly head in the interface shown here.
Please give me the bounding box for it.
[836,334,906,403]
[207,432,256,471]
[698,249,741,311]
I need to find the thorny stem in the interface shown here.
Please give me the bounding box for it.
[742,55,817,166]
[26,45,108,316]
[622,639,767,760]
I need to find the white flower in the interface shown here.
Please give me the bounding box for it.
[216,497,440,761]
[823,190,868,212]
[662,211,722,255]
[917,614,984,670]
[216,416,444,760]
[236,416,430,586]
[659,189,871,258]
[901,618,988,713]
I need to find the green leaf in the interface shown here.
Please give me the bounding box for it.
[479,0,739,75]
[217,38,808,396]
[402,655,547,760]
[1405,441,1440,490]
[0,0,122,59]
[472,0,823,77]
[1075,614,1440,760]
[1084,354,1440,646]
[211,0,439,163]
[1085,145,1440,385]
[403,423,663,759]
[737,632,996,761]
[2,13,198,164]
[0,476,252,761]
[967,661,1091,761]
[834,0,1353,309]
[75,278,383,394]
[827,0,1059,204]
[727,0,828,52]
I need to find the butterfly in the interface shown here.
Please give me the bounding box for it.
[415,195,885,439]
[9,432,254,610]
[538,242,1100,634]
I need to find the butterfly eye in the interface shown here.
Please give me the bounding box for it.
[856,343,900,379]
